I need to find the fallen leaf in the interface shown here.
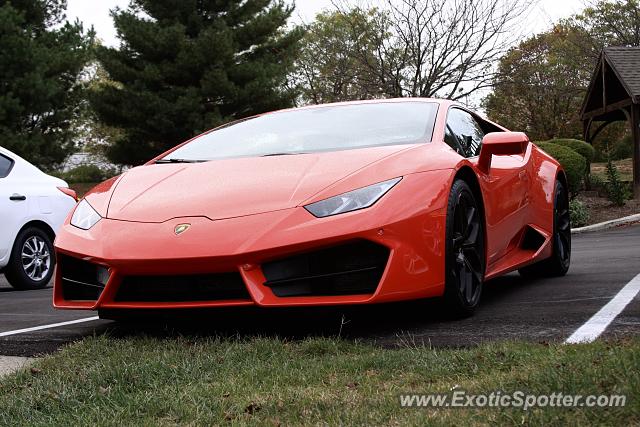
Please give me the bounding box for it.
[245,402,261,415]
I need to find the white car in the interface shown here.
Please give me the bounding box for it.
[0,146,77,289]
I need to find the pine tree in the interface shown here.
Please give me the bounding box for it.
[91,0,303,166]
[605,157,630,206]
[0,0,93,170]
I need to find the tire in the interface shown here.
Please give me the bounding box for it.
[98,310,130,322]
[443,179,486,318]
[98,309,145,323]
[519,179,571,277]
[4,226,55,290]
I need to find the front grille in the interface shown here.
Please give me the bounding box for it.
[59,255,109,301]
[262,240,390,297]
[114,273,250,302]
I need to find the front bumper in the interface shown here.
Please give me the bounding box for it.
[53,172,449,310]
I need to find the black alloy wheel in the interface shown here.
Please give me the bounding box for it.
[553,181,571,270]
[519,179,571,277]
[444,179,485,317]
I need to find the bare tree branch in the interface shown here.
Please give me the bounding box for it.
[296,0,532,105]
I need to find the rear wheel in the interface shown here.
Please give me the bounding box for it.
[4,226,54,290]
[519,179,570,277]
[443,179,485,318]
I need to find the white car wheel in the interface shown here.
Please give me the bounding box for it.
[4,227,54,290]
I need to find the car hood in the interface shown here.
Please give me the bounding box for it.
[105,145,415,223]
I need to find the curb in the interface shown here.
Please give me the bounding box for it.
[572,213,640,234]
[0,356,33,378]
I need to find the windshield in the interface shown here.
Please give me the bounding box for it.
[161,102,438,162]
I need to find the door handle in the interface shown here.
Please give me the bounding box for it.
[9,194,26,201]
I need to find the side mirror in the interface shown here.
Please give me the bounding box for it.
[478,132,529,173]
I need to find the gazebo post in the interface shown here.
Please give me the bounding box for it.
[632,103,640,199]
[580,47,640,200]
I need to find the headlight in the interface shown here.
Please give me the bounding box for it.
[304,177,402,218]
[70,199,101,230]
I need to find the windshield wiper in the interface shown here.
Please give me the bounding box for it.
[260,152,308,157]
[155,158,205,164]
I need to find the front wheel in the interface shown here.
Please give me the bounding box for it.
[519,179,571,277]
[4,227,55,290]
[443,179,486,318]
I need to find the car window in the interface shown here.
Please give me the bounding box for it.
[446,108,485,157]
[444,125,466,156]
[0,154,13,178]
[162,102,439,161]
[478,118,503,134]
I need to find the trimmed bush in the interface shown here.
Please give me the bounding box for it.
[545,139,595,163]
[546,139,595,189]
[536,142,586,196]
[60,165,109,183]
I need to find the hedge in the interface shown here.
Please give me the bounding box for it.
[59,164,110,183]
[544,139,595,164]
[536,142,586,195]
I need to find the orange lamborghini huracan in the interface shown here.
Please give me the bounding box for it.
[53,99,570,319]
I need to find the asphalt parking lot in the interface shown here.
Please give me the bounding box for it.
[1,225,639,357]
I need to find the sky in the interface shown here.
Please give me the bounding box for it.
[66,0,587,48]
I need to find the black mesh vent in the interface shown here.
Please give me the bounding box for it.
[521,226,546,251]
[262,241,390,297]
[59,255,108,301]
[115,273,250,302]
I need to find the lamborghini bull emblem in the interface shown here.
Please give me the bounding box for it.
[174,223,191,235]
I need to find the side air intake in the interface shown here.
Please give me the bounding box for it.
[521,225,546,251]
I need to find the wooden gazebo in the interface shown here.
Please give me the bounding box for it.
[581,47,640,198]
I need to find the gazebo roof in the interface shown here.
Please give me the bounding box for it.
[581,47,640,122]
[581,46,640,198]
[605,47,640,100]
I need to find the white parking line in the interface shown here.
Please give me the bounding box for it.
[0,316,100,338]
[566,273,640,344]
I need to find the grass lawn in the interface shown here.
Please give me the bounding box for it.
[591,158,633,182]
[0,336,637,425]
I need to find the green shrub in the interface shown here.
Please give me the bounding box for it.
[569,199,590,227]
[594,135,633,162]
[546,139,595,189]
[545,139,595,163]
[61,165,109,183]
[605,158,631,206]
[536,142,587,196]
[611,135,633,160]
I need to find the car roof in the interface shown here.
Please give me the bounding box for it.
[0,145,52,177]
[0,145,26,163]
[262,97,456,115]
